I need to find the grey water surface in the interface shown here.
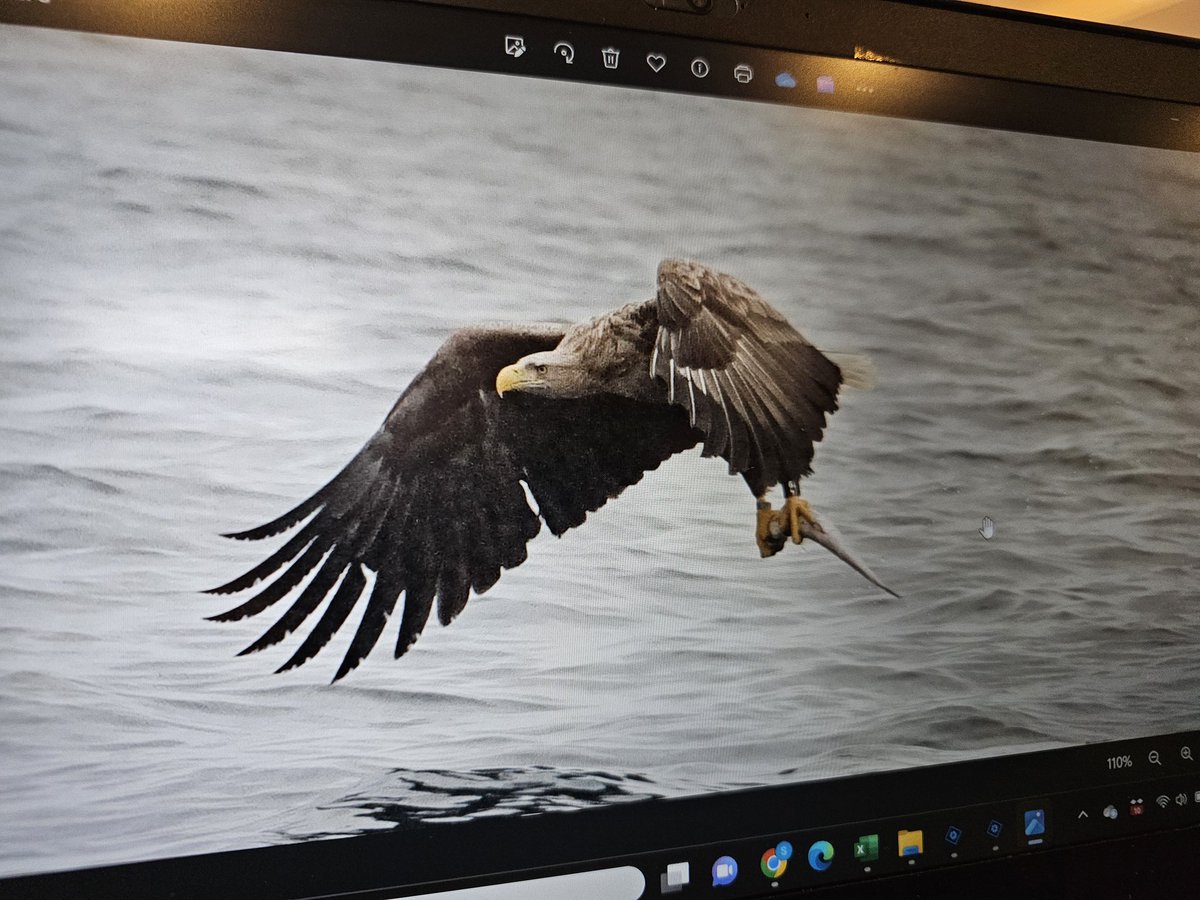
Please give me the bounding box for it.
[2,27,1199,877]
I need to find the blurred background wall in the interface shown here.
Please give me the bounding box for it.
[960,0,1200,38]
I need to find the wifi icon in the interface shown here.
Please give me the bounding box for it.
[1157,795,1171,808]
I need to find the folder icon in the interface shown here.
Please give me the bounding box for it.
[898,829,924,857]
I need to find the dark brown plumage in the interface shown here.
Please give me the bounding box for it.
[208,259,889,681]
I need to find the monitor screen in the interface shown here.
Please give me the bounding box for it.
[2,2,1198,896]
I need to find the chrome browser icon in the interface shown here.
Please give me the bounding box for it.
[760,841,793,878]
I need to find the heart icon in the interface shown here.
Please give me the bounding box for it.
[646,54,666,73]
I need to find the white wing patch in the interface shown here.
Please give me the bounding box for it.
[650,258,846,487]
[653,325,746,465]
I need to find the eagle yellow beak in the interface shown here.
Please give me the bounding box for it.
[495,364,525,397]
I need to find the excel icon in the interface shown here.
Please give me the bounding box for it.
[853,834,880,863]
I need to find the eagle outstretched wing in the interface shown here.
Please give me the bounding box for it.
[208,326,699,681]
[650,259,843,493]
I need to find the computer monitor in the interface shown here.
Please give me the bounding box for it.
[1,1,1198,897]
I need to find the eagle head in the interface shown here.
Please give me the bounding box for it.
[496,351,589,398]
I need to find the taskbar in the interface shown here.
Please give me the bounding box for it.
[6,730,1200,899]
[541,769,1200,898]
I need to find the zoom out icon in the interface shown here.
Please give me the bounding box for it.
[807,840,834,872]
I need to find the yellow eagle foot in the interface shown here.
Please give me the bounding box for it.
[785,495,816,544]
[756,500,788,558]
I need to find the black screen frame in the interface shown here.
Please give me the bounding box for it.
[1,1,1198,897]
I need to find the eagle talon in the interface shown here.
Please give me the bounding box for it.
[756,501,787,557]
[786,496,815,544]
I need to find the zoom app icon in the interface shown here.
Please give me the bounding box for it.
[807,840,834,872]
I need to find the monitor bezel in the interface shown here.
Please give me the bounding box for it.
[1,1,1197,896]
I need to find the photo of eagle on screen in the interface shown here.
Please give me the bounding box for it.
[4,24,1198,879]
[209,259,896,681]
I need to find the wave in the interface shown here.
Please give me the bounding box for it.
[292,766,663,835]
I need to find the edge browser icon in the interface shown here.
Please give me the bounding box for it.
[807,840,834,872]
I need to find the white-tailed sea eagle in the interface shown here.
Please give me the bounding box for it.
[208,259,896,680]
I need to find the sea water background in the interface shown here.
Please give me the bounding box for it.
[1,27,1199,877]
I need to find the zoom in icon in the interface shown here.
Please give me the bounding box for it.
[807,840,834,872]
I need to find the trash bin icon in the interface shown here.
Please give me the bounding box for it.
[602,47,621,69]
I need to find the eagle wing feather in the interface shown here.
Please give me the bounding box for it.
[208,325,698,680]
[651,259,843,492]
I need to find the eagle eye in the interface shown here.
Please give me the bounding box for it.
[535,364,548,375]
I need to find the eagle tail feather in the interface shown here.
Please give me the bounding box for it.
[823,352,876,391]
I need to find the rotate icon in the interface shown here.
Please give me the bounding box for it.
[553,41,574,64]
